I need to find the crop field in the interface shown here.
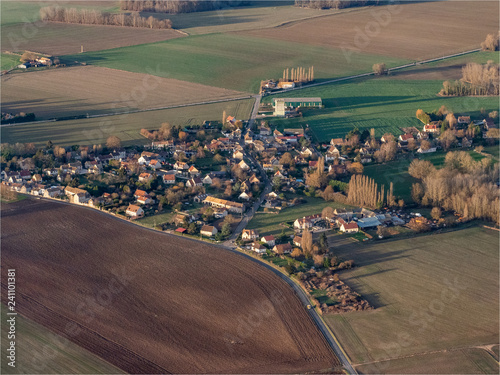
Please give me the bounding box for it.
[1,53,20,70]
[356,348,499,374]
[64,33,410,93]
[242,1,499,61]
[1,199,340,374]
[265,76,500,142]
[1,98,254,147]
[147,3,353,36]
[1,65,247,120]
[246,196,353,237]
[0,305,121,374]
[1,22,184,56]
[323,226,499,372]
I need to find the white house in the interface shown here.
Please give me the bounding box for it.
[261,235,276,247]
[200,225,218,237]
[238,160,250,170]
[126,204,144,217]
[242,229,259,241]
[163,174,176,184]
[340,221,359,233]
[417,147,437,154]
[138,173,153,183]
[251,242,267,254]
[202,174,213,185]
[233,150,244,160]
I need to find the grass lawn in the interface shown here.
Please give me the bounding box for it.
[62,33,410,93]
[136,211,175,227]
[0,305,121,374]
[324,226,499,371]
[246,195,352,237]
[265,76,499,142]
[0,98,254,147]
[481,145,500,161]
[1,53,20,70]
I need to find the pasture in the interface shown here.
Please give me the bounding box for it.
[63,33,410,93]
[265,76,499,141]
[243,1,499,60]
[0,305,121,374]
[324,226,499,372]
[1,65,247,120]
[0,98,255,147]
[1,53,19,70]
[1,198,340,373]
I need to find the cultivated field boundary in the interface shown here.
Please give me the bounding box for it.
[9,195,356,374]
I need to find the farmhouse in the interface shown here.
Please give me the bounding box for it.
[340,221,359,233]
[294,214,322,230]
[273,97,322,116]
[242,229,259,241]
[126,204,144,217]
[203,196,245,214]
[200,225,218,237]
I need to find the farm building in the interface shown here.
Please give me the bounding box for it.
[273,97,322,116]
[200,225,218,237]
[356,217,382,229]
[202,196,245,214]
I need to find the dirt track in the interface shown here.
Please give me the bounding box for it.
[1,199,341,374]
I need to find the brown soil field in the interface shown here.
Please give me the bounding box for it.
[1,22,184,55]
[241,1,499,60]
[1,66,247,119]
[0,199,340,374]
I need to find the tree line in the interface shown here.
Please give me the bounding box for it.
[119,0,246,14]
[294,0,384,9]
[410,153,499,224]
[346,174,395,209]
[282,66,314,83]
[40,6,172,29]
[440,61,499,96]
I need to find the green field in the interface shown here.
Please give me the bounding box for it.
[246,196,352,237]
[324,226,499,372]
[356,348,499,374]
[1,305,121,374]
[265,76,500,142]
[1,98,254,147]
[62,33,410,93]
[1,53,20,70]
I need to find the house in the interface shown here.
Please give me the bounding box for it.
[423,122,440,133]
[398,134,414,143]
[134,189,153,205]
[242,229,259,241]
[300,147,314,157]
[138,172,153,183]
[273,243,292,255]
[417,147,437,154]
[32,174,43,183]
[188,165,200,177]
[274,170,286,179]
[484,118,497,131]
[260,126,271,136]
[213,208,228,219]
[203,196,245,214]
[233,150,244,160]
[340,221,359,233]
[293,236,302,247]
[200,225,218,237]
[239,191,250,200]
[308,160,318,170]
[126,204,144,217]
[202,174,213,185]
[19,170,31,180]
[43,186,62,198]
[186,178,203,188]
[294,214,322,230]
[249,174,260,185]
[329,164,347,175]
[330,138,347,147]
[251,242,267,254]
[64,186,90,204]
[163,174,176,184]
[457,116,471,126]
[174,161,189,171]
[261,235,276,247]
[325,146,340,161]
[238,160,250,170]
[148,160,162,170]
